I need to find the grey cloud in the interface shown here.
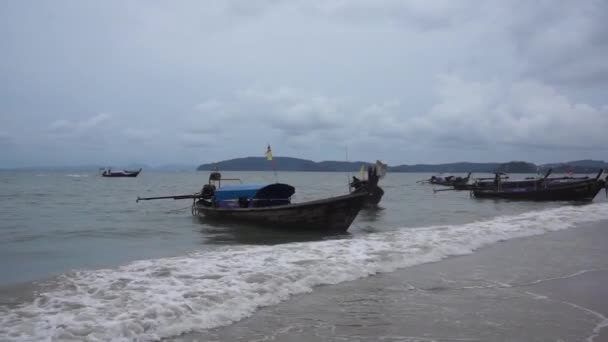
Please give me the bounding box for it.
[226,0,285,17]
[1,0,607,167]
[503,0,608,87]
[48,113,111,134]
[177,132,216,148]
[0,132,13,147]
[122,128,158,143]
[300,0,477,31]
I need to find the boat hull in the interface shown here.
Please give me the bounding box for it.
[366,186,384,207]
[472,179,606,201]
[102,173,140,178]
[101,169,142,178]
[195,192,367,232]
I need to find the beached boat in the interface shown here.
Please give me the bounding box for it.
[471,170,606,201]
[137,172,373,232]
[101,168,142,178]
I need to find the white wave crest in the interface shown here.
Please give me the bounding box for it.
[1,203,607,341]
[65,174,88,178]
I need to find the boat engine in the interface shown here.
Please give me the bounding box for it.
[201,184,216,199]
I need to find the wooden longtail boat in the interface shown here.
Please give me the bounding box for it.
[472,177,606,201]
[137,172,374,232]
[471,170,606,201]
[195,190,368,232]
[101,168,142,178]
[419,172,472,187]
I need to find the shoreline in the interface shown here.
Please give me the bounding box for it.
[2,214,607,341]
[173,220,608,342]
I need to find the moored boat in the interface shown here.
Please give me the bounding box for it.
[195,188,368,232]
[137,172,374,232]
[471,170,606,201]
[101,168,142,178]
[419,172,472,187]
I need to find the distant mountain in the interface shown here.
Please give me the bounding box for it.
[495,161,538,174]
[197,157,373,172]
[389,162,499,173]
[317,160,372,171]
[540,160,608,174]
[196,157,608,174]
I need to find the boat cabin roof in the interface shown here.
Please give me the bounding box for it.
[214,183,295,201]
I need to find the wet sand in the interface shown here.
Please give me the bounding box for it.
[174,220,608,342]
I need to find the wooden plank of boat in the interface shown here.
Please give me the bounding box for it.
[195,191,368,232]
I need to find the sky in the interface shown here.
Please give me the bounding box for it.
[1,0,607,168]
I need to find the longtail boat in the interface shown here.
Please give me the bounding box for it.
[101,168,142,178]
[419,172,472,187]
[469,169,606,201]
[137,172,374,232]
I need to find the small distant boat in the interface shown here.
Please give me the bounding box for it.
[101,168,142,178]
[137,171,375,232]
[419,172,472,187]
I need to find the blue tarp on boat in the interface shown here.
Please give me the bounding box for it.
[213,183,296,207]
[214,184,270,201]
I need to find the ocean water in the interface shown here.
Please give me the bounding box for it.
[0,170,606,341]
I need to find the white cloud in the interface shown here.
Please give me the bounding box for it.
[237,87,345,134]
[377,75,608,149]
[190,77,608,154]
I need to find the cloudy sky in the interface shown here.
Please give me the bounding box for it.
[1,0,607,168]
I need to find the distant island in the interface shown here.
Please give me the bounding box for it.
[197,157,608,174]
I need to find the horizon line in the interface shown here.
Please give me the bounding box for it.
[2,156,606,171]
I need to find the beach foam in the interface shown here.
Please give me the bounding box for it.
[1,203,607,341]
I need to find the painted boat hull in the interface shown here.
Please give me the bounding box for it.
[195,192,368,232]
[472,179,606,201]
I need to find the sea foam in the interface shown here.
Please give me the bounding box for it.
[1,203,607,341]
[65,174,89,178]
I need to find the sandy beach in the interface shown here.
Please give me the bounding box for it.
[174,220,608,342]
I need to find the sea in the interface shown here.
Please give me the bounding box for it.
[0,170,607,341]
